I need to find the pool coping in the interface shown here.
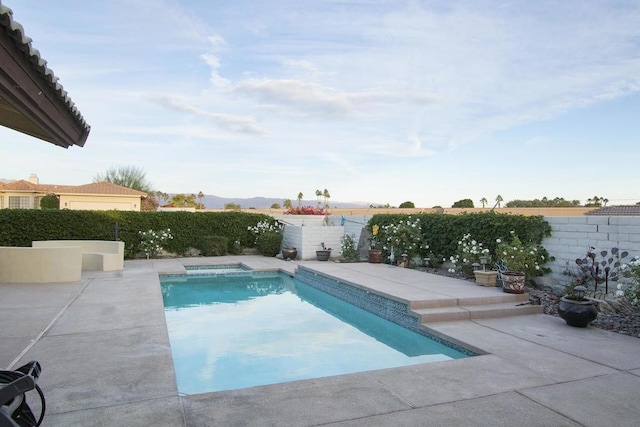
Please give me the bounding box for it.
[3,255,640,426]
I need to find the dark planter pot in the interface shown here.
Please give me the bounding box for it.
[501,271,526,294]
[281,247,297,260]
[368,249,382,263]
[316,250,331,261]
[558,296,598,327]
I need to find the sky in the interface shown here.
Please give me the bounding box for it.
[2,0,639,208]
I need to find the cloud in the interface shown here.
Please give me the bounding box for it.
[147,94,267,135]
[233,79,353,115]
[232,78,441,117]
[200,53,231,88]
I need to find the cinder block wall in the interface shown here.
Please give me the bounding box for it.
[281,225,345,259]
[542,216,640,284]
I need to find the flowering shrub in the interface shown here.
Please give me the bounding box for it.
[618,257,640,305]
[284,206,325,215]
[375,216,423,260]
[447,233,491,276]
[340,234,358,261]
[138,228,173,259]
[247,220,282,245]
[494,231,550,277]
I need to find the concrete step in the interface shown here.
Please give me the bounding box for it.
[413,300,543,324]
[409,291,529,310]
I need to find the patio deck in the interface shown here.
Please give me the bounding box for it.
[2,256,640,426]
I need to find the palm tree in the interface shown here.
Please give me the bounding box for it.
[602,198,609,207]
[480,197,488,208]
[297,192,303,208]
[197,191,204,209]
[283,199,293,209]
[323,189,330,211]
[155,191,169,206]
[315,189,322,209]
[495,194,503,208]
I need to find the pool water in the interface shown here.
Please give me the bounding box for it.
[160,272,468,394]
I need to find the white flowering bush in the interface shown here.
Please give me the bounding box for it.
[376,216,424,260]
[618,257,640,305]
[494,231,550,277]
[138,228,173,259]
[247,220,282,245]
[448,233,491,276]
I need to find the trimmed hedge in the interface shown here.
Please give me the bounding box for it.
[256,232,282,257]
[198,235,229,257]
[0,209,276,258]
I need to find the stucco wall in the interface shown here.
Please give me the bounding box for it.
[59,195,141,211]
[0,246,82,283]
[0,191,40,208]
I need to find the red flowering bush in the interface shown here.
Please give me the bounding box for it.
[284,206,326,215]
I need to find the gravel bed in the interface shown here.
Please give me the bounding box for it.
[419,267,640,339]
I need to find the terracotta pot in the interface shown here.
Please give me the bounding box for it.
[368,249,382,263]
[558,297,598,327]
[501,271,526,294]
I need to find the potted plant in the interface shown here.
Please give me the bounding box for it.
[558,283,598,327]
[316,243,331,261]
[368,225,382,263]
[558,247,629,327]
[494,231,550,294]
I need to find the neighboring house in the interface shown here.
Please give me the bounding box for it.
[0,174,147,211]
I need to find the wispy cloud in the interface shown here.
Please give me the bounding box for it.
[147,94,267,135]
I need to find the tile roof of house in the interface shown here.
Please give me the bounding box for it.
[0,180,147,196]
[585,205,640,216]
[0,1,90,147]
[0,179,56,192]
[54,182,148,196]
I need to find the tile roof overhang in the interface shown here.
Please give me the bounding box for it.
[0,180,148,197]
[585,205,640,216]
[0,2,90,148]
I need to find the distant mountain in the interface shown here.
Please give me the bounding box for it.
[198,195,373,209]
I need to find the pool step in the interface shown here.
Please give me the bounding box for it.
[409,292,529,310]
[412,295,543,323]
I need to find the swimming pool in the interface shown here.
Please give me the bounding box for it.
[160,270,469,394]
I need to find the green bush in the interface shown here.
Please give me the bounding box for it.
[367,211,552,267]
[198,235,229,256]
[0,209,273,259]
[256,232,282,257]
[340,233,359,261]
[228,239,243,255]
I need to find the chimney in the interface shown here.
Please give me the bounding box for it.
[28,173,39,184]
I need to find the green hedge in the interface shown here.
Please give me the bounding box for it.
[367,211,552,266]
[256,232,283,257]
[0,210,276,258]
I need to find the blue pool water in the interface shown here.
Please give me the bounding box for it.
[160,271,468,394]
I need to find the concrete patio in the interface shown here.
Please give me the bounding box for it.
[2,256,640,426]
